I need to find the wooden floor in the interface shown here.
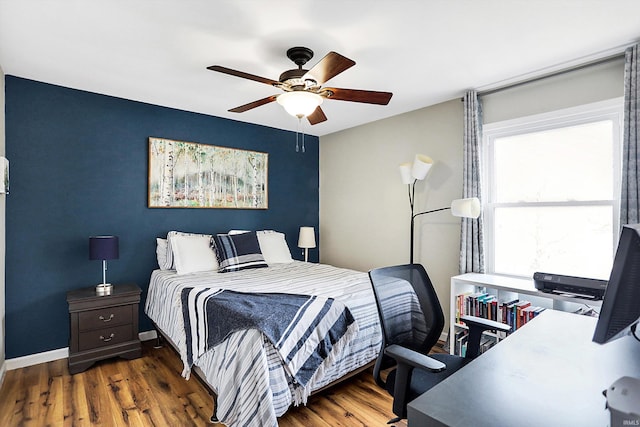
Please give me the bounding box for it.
[0,340,445,426]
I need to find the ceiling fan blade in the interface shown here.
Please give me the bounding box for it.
[323,87,393,105]
[228,95,278,113]
[307,106,328,125]
[207,65,281,87]
[304,52,355,85]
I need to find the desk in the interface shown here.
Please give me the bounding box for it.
[408,310,640,426]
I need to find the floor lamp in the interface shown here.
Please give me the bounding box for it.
[400,155,481,264]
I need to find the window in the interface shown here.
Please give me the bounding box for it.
[483,99,622,280]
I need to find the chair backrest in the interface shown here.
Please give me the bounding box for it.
[369,264,445,384]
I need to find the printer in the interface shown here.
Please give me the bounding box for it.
[533,272,607,300]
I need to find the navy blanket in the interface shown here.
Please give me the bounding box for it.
[181,288,358,387]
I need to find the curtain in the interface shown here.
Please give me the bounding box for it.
[621,44,640,227]
[460,90,484,273]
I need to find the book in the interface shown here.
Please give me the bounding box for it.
[515,301,532,329]
[501,299,519,325]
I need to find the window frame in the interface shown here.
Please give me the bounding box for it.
[482,98,623,278]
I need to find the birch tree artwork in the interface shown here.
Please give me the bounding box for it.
[148,137,268,209]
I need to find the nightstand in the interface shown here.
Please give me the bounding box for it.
[66,283,142,374]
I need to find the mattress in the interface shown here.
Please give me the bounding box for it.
[145,261,382,426]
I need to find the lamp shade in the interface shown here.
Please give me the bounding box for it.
[298,227,316,249]
[89,236,119,260]
[451,198,481,219]
[399,162,413,184]
[411,154,433,180]
[277,91,323,118]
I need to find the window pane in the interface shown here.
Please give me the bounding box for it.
[493,120,613,203]
[493,206,613,280]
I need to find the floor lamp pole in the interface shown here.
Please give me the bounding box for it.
[409,177,451,264]
[409,181,416,265]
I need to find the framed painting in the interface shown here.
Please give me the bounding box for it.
[148,137,268,209]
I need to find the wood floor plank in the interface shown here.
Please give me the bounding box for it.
[140,346,213,424]
[117,357,176,427]
[82,362,115,426]
[22,363,48,427]
[0,370,24,427]
[278,401,331,427]
[41,374,64,426]
[63,373,91,427]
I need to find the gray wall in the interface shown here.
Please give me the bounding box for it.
[482,58,624,124]
[320,99,465,329]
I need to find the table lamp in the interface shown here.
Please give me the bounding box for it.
[89,235,119,295]
[298,227,316,262]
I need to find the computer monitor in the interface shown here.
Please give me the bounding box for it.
[592,224,640,344]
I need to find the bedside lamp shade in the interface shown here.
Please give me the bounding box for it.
[298,227,316,262]
[90,236,119,261]
[90,236,119,288]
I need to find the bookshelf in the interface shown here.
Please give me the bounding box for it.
[449,273,602,356]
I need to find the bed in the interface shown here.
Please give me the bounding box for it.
[144,230,382,427]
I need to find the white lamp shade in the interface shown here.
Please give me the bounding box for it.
[298,226,316,248]
[451,197,481,218]
[411,154,433,180]
[277,91,323,118]
[399,162,413,184]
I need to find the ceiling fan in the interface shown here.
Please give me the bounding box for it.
[207,46,393,125]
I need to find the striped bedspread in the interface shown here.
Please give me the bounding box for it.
[145,262,382,427]
[181,288,358,392]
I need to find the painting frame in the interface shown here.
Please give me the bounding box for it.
[148,137,268,209]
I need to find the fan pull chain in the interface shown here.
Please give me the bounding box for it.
[294,116,307,153]
[295,118,300,152]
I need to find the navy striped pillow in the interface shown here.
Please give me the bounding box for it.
[211,231,268,273]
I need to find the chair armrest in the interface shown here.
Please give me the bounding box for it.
[384,344,446,372]
[461,315,511,359]
[461,315,511,333]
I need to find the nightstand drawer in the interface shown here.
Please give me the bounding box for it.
[78,305,133,331]
[78,324,134,351]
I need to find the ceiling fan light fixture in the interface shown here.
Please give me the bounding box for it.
[277,91,323,118]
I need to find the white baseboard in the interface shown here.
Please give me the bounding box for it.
[5,330,158,371]
[6,347,68,371]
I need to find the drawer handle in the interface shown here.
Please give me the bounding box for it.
[99,314,115,322]
[99,333,115,342]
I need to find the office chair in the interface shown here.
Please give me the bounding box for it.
[368,264,509,422]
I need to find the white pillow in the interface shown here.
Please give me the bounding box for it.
[171,234,219,275]
[156,238,169,270]
[257,231,293,264]
[166,231,212,270]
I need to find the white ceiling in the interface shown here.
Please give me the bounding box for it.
[1,0,639,136]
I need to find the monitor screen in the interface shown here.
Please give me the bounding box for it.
[593,224,640,344]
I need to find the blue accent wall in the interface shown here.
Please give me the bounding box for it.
[5,76,319,358]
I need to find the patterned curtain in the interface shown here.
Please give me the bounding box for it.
[460,90,484,273]
[621,44,640,227]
